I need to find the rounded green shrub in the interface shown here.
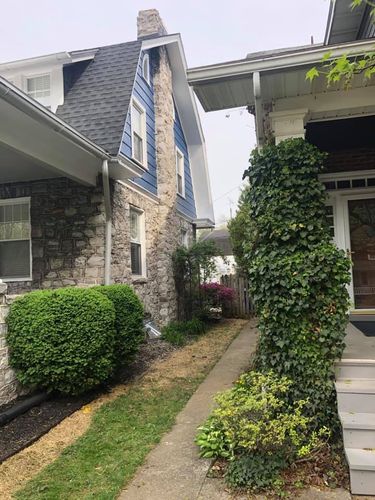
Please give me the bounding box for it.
[241,138,351,429]
[6,287,116,395]
[93,284,144,368]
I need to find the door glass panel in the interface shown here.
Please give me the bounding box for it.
[349,198,375,309]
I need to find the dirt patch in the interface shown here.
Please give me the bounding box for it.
[0,338,176,464]
[0,319,248,500]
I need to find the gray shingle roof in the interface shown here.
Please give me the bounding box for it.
[56,40,142,155]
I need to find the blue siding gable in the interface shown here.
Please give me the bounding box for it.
[174,106,197,218]
[120,50,158,195]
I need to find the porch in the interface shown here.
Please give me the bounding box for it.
[0,76,142,291]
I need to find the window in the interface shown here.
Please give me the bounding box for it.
[142,53,150,85]
[180,229,189,247]
[130,207,145,276]
[131,99,147,167]
[325,205,335,239]
[0,198,31,280]
[176,147,185,197]
[26,74,51,106]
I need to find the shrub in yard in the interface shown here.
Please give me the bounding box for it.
[196,371,327,490]
[240,138,351,429]
[93,284,144,368]
[6,288,116,395]
[161,317,207,346]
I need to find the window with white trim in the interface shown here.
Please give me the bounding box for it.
[325,205,335,239]
[176,147,185,197]
[142,53,150,85]
[131,99,147,167]
[26,74,51,107]
[130,207,146,276]
[0,198,31,280]
[180,229,189,247]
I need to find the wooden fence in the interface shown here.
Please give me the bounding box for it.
[221,274,254,318]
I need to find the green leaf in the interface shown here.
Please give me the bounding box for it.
[306,67,320,82]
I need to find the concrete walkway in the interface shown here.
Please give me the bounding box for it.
[119,320,258,500]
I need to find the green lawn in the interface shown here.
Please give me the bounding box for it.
[15,319,245,500]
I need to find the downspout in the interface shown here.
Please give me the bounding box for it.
[102,160,112,285]
[253,71,264,149]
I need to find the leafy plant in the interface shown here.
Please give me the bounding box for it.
[242,138,351,429]
[93,284,144,368]
[161,317,207,346]
[306,0,375,86]
[196,371,325,462]
[173,240,223,320]
[6,288,116,395]
[226,452,286,489]
[228,184,255,276]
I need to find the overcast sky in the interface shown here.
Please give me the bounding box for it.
[0,0,330,223]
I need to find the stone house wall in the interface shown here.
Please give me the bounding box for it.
[0,177,106,295]
[111,181,194,326]
[0,284,21,405]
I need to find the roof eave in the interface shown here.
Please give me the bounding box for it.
[187,38,375,85]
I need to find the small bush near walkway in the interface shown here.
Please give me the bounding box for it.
[6,288,116,395]
[161,317,207,346]
[196,371,328,491]
[94,284,144,368]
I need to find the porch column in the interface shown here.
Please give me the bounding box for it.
[269,108,310,144]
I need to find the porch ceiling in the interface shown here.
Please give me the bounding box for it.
[188,40,375,112]
[0,142,61,184]
[0,96,102,186]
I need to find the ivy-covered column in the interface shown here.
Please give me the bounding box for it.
[243,138,351,429]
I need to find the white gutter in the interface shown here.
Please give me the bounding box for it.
[102,160,112,285]
[253,71,264,148]
[187,39,375,83]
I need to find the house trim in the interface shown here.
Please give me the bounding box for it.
[120,179,160,204]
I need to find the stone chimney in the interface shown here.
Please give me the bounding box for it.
[137,9,168,39]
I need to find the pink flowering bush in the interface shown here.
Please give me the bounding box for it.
[200,283,235,308]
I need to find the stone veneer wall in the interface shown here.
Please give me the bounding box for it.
[0,283,21,405]
[0,177,106,294]
[111,181,193,327]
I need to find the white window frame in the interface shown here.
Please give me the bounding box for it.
[25,73,51,108]
[142,53,151,85]
[131,98,148,169]
[0,197,32,282]
[130,206,147,278]
[181,228,189,247]
[176,147,185,198]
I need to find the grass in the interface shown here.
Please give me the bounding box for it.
[15,319,247,500]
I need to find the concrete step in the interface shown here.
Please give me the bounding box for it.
[336,359,375,380]
[346,448,375,495]
[335,379,375,413]
[339,411,375,448]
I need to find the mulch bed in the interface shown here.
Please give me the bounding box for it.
[0,338,176,464]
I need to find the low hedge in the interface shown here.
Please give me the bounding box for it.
[6,288,116,395]
[93,284,144,368]
[161,317,207,346]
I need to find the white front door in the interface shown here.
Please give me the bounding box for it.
[329,190,375,311]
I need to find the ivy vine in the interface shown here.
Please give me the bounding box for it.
[240,138,351,430]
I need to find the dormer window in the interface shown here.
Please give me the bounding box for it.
[26,74,51,107]
[142,53,150,85]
